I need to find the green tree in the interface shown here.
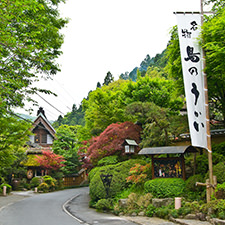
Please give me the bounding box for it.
[202,7,225,123]
[53,125,81,175]
[0,115,31,177]
[53,104,85,128]
[103,71,114,86]
[124,74,183,112]
[0,0,68,113]
[126,102,188,147]
[82,79,129,135]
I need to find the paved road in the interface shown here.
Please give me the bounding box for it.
[1,187,211,225]
[0,187,137,225]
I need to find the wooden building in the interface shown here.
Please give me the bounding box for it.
[24,107,56,179]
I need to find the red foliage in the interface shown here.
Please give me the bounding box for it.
[126,163,150,184]
[35,150,65,171]
[81,122,142,167]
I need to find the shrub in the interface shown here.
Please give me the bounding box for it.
[215,182,225,199]
[88,166,101,182]
[30,177,42,188]
[42,175,57,191]
[154,206,170,219]
[146,204,156,217]
[114,192,153,215]
[200,199,225,219]
[182,201,201,213]
[97,155,119,166]
[126,193,139,211]
[19,178,31,190]
[184,174,205,201]
[0,183,12,194]
[185,174,205,192]
[38,182,49,193]
[144,178,185,198]
[137,193,153,209]
[89,159,146,203]
[205,162,225,184]
[95,198,113,211]
[126,163,151,185]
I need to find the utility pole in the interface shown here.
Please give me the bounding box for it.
[200,0,214,201]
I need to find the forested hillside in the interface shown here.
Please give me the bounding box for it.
[53,49,168,128]
[52,1,225,151]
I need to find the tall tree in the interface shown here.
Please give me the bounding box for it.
[0,0,68,113]
[82,79,129,135]
[53,125,81,175]
[0,115,31,175]
[124,74,183,112]
[126,102,188,147]
[202,7,225,123]
[103,71,114,86]
[52,104,85,128]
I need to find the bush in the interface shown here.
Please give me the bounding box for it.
[205,162,225,184]
[212,162,225,184]
[0,183,12,194]
[89,159,146,203]
[200,199,225,219]
[19,178,31,190]
[154,206,170,219]
[146,204,156,217]
[144,178,185,198]
[38,182,49,193]
[97,155,119,166]
[184,174,205,201]
[215,182,225,199]
[30,177,42,188]
[95,198,113,211]
[42,175,57,191]
[185,174,205,192]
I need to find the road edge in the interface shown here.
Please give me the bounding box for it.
[62,194,87,224]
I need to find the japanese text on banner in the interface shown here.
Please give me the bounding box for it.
[176,13,207,149]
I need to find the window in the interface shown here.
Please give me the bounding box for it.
[125,145,129,153]
[42,134,47,143]
[130,145,135,153]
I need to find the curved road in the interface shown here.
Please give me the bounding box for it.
[0,187,137,225]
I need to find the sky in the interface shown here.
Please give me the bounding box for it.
[16,0,206,121]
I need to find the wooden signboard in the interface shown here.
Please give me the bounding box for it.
[152,156,185,180]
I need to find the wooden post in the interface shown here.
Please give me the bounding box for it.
[151,155,154,179]
[200,0,214,202]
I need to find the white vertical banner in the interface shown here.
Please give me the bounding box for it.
[176,13,207,149]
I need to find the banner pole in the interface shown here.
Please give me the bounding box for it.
[200,0,214,201]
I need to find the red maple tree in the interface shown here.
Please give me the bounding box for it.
[80,121,142,167]
[35,150,65,172]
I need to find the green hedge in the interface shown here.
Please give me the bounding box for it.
[144,178,185,198]
[97,155,119,166]
[89,159,146,202]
